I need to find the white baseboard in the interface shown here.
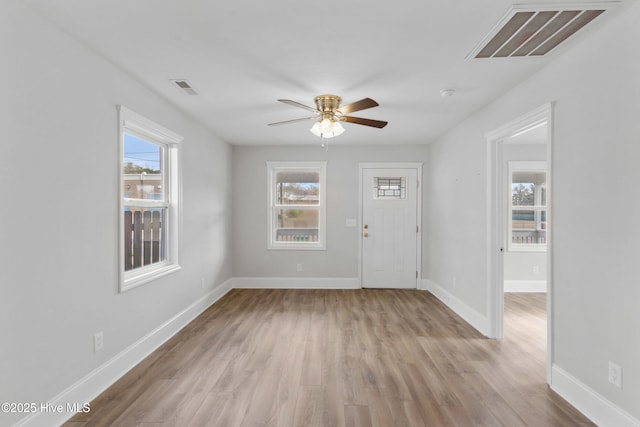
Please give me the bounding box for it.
[232,276,360,289]
[551,365,640,427]
[14,279,233,427]
[504,280,547,292]
[421,279,490,337]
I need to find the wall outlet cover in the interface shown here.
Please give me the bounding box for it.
[608,361,622,389]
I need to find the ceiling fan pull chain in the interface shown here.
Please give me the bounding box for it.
[321,135,329,151]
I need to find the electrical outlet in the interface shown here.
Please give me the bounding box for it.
[533,265,540,275]
[296,264,303,272]
[93,332,104,353]
[608,361,622,389]
[452,277,457,288]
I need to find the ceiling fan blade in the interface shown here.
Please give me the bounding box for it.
[341,116,388,128]
[339,98,379,114]
[277,99,319,113]
[268,117,318,126]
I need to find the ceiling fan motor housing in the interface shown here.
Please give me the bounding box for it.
[314,95,342,119]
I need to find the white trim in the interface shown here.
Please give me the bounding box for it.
[485,103,553,142]
[232,277,360,289]
[118,105,183,292]
[266,161,327,250]
[423,279,490,336]
[13,279,233,427]
[551,365,640,427]
[504,280,547,292]
[486,102,553,386]
[358,162,423,289]
[121,263,182,291]
[486,133,505,340]
[118,105,184,144]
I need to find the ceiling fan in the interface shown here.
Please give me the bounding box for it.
[268,94,388,140]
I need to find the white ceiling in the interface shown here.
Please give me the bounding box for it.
[24,0,623,146]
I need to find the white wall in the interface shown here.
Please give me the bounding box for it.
[426,3,640,423]
[503,252,546,282]
[0,2,232,426]
[232,145,429,280]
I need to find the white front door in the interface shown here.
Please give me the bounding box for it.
[361,167,418,288]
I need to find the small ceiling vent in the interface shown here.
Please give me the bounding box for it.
[471,3,618,58]
[170,79,198,95]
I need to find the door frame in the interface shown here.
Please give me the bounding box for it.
[358,162,423,288]
[485,102,553,384]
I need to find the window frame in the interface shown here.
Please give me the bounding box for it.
[508,161,547,252]
[267,161,327,250]
[118,105,183,292]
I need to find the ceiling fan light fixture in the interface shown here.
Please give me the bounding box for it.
[320,118,333,134]
[332,121,345,137]
[310,121,321,137]
[309,119,344,138]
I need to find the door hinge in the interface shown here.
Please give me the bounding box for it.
[416,225,419,233]
[416,271,419,279]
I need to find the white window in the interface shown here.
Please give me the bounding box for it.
[267,161,326,250]
[118,106,182,291]
[508,161,547,252]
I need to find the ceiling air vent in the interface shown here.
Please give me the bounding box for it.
[471,3,618,58]
[170,79,198,95]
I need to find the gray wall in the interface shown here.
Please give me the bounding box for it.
[0,2,232,425]
[426,3,640,420]
[232,145,429,278]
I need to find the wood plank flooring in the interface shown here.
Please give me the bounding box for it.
[65,290,593,426]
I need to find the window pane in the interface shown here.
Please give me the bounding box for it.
[373,177,406,199]
[275,208,319,241]
[123,207,166,271]
[511,183,535,206]
[512,171,546,206]
[511,209,547,244]
[275,171,319,205]
[123,133,163,200]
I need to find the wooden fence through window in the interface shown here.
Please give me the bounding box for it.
[124,210,162,271]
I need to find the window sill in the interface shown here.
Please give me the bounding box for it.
[121,263,182,292]
[508,246,547,253]
[268,243,326,251]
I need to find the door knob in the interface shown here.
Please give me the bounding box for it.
[363,224,368,229]
[363,232,369,238]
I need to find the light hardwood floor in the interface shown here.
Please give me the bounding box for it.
[65,290,593,426]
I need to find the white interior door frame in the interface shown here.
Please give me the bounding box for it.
[485,102,553,384]
[358,162,423,288]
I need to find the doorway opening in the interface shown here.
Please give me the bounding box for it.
[486,103,553,384]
